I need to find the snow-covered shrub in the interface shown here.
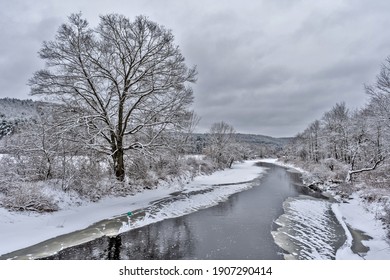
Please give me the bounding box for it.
[126,152,188,188]
[127,155,150,181]
[0,155,22,194]
[70,177,118,201]
[333,164,349,182]
[126,155,158,188]
[382,206,390,239]
[185,156,216,176]
[0,182,59,212]
[184,157,201,177]
[61,157,114,201]
[335,182,355,198]
[311,164,333,182]
[198,158,217,175]
[0,155,60,212]
[13,154,54,181]
[154,154,186,179]
[137,170,159,189]
[322,158,338,172]
[320,158,349,181]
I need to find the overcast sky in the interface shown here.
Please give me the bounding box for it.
[1,0,389,137]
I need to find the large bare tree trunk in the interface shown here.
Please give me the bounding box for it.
[112,148,125,181]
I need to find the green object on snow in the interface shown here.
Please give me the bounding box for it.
[127,211,133,216]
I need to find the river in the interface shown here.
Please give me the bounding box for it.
[1,162,350,260]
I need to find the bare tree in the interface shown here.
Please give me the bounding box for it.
[322,102,350,162]
[205,121,239,168]
[172,110,201,154]
[366,57,390,138]
[29,13,197,181]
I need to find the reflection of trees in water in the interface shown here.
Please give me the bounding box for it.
[45,217,196,260]
[286,170,302,183]
[107,235,122,260]
[43,237,112,260]
[257,162,303,184]
[257,162,320,197]
[207,195,237,217]
[119,217,195,259]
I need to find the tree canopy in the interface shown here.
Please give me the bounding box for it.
[29,13,197,181]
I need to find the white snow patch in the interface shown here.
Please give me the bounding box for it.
[258,158,306,173]
[335,192,390,259]
[331,204,361,260]
[183,154,205,160]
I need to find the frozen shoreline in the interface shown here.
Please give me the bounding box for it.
[0,160,264,257]
[261,158,390,259]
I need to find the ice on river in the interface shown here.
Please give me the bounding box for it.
[272,195,346,260]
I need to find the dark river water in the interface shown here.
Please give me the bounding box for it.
[1,162,349,260]
[42,163,325,260]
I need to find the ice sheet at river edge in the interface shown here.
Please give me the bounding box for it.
[272,196,346,259]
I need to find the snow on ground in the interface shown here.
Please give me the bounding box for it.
[261,158,390,260]
[335,193,390,259]
[0,160,264,256]
[259,158,306,173]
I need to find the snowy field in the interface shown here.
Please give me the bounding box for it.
[261,158,390,260]
[0,160,264,257]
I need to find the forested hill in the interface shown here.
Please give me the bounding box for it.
[0,98,42,138]
[0,98,293,148]
[235,133,292,148]
[191,133,292,148]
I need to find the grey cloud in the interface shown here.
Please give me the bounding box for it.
[1,0,390,137]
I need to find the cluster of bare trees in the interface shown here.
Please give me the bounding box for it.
[203,121,246,168]
[285,57,390,185]
[0,13,252,212]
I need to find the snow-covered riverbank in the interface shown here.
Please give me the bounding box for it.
[2,158,389,259]
[261,158,390,259]
[0,160,265,257]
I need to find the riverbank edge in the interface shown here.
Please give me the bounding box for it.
[0,159,265,257]
[259,158,390,260]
